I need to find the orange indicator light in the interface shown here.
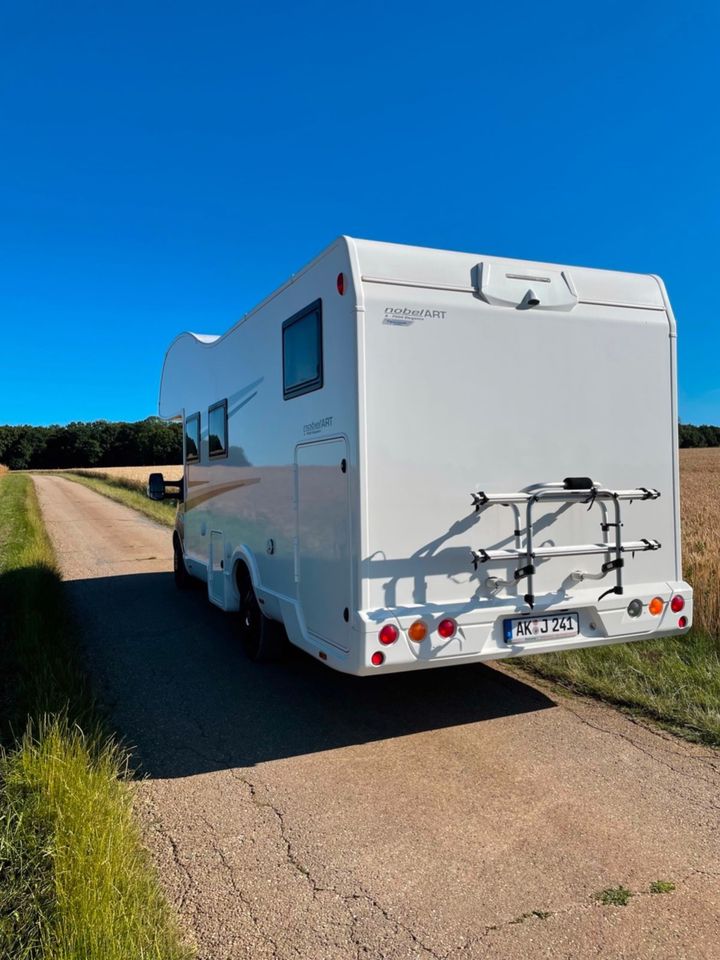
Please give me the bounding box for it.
[648,597,664,616]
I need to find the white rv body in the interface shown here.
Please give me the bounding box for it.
[158,237,692,675]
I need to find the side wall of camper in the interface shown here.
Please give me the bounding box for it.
[162,239,366,671]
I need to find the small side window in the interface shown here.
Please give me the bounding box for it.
[283,300,323,400]
[208,400,228,458]
[185,412,200,463]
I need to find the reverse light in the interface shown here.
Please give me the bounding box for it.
[408,620,428,643]
[437,618,457,639]
[678,616,688,628]
[648,597,664,616]
[627,599,643,618]
[670,595,685,613]
[337,272,345,295]
[371,651,385,666]
[379,624,399,645]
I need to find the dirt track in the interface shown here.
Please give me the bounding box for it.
[33,474,720,960]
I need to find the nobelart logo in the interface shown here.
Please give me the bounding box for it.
[383,306,447,325]
[303,416,334,436]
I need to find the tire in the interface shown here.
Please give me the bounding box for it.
[173,536,192,590]
[236,565,285,662]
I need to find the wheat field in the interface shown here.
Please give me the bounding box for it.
[70,465,181,487]
[679,448,720,639]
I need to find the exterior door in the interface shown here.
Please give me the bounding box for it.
[295,439,351,649]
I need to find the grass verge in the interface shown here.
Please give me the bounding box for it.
[510,451,720,748]
[53,470,176,527]
[511,630,720,746]
[0,474,191,959]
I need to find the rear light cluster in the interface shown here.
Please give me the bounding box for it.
[627,594,688,628]
[371,617,459,666]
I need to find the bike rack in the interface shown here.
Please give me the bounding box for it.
[470,477,661,609]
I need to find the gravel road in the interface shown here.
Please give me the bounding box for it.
[33,474,720,960]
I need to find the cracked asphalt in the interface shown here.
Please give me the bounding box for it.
[34,474,720,960]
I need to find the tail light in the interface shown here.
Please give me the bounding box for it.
[371,651,384,666]
[379,624,399,645]
[408,620,428,643]
[337,272,345,295]
[648,597,664,616]
[670,595,685,613]
[678,616,688,628]
[437,618,457,639]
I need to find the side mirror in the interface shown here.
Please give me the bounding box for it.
[148,472,166,501]
[147,473,184,502]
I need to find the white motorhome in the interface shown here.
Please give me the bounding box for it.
[151,237,692,675]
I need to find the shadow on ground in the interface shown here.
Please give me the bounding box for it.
[62,572,556,779]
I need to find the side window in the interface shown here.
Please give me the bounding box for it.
[208,400,228,458]
[282,300,323,400]
[185,412,200,463]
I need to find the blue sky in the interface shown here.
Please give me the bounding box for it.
[1,0,718,426]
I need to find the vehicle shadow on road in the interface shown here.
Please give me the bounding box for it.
[63,571,557,779]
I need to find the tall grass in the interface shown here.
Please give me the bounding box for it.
[0,474,191,959]
[514,449,720,745]
[1,720,189,960]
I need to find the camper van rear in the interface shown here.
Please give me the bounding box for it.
[154,236,692,675]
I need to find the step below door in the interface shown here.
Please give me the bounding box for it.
[295,439,351,649]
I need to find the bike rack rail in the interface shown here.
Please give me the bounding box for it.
[470,478,661,609]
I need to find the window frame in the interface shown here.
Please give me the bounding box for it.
[184,411,201,464]
[282,299,324,401]
[207,399,229,459]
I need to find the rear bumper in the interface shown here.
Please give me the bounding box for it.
[352,580,693,676]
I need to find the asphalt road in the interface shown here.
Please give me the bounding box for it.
[33,474,720,960]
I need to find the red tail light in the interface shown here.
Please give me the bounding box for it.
[379,624,399,645]
[437,618,457,639]
[670,595,685,613]
[337,272,345,295]
[678,616,688,628]
[371,651,384,666]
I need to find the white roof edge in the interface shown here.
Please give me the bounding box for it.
[350,238,668,311]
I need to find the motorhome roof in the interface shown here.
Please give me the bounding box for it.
[180,237,668,351]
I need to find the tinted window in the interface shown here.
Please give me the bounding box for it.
[185,412,200,462]
[208,400,228,458]
[283,300,323,399]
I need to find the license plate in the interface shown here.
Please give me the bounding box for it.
[503,612,580,644]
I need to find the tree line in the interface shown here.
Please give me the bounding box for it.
[0,419,182,470]
[678,423,720,448]
[0,418,716,470]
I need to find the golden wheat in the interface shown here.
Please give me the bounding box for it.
[71,465,181,485]
[679,449,720,639]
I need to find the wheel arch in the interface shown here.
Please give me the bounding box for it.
[227,545,261,612]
